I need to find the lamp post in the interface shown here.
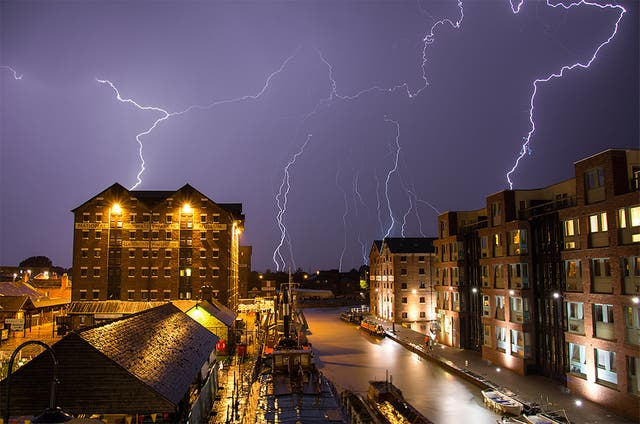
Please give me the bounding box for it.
[4,340,71,423]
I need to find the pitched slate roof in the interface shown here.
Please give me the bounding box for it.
[0,296,36,312]
[67,300,167,315]
[0,282,44,300]
[77,303,218,405]
[383,237,436,254]
[173,299,236,327]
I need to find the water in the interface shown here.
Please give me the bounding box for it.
[304,307,501,424]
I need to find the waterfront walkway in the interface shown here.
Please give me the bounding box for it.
[371,317,634,424]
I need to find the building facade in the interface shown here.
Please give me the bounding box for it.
[369,238,437,333]
[432,149,639,419]
[71,183,244,309]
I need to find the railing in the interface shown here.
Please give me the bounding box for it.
[592,277,613,294]
[495,307,505,321]
[568,318,585,335]
[565,278,583,292]
[518,195,577,219]
[589,232,609,248]
[624,277,640,295]
[594,322,615,340]
[626,327,640,345]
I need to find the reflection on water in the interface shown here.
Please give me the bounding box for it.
[305,307,501,424]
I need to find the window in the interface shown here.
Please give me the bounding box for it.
[401,297,407,304]
[80,267,88,278]
[81,249,88,258]
[419,282,426,289]
[400,256,407,263]
[510,329,529,358]
[165,249,172,258]
[79,290,87,300]
[212,249,219,258]
[200,231,207,241]
[622,257,640,294]
[151,250,158,258]
[495,296,505,320]
[164,290,171,300]
[165,214,172,224]
[152,213,159,223]
[625,306,640,346]
[141,267,149,277]
[628,356,640,395]
[567,302,585,335]
[618,206,640,243]
[151,268,158,278]
[130,214,136,223]
[143,231,149,240]
[594,304,615,340]
[93,267,100,277]
[141,290,149,300]
[568,343,587,378]
[419,311,426,318]
[491,202,502,226]
[585,167,605,190]
[589,212,608,232]
[92,290,99,300]
[591,258,612,293]
[82,230,89,239]
[142,250,149,258]
[130,231,136,240]
[479,295,490,318]
[419,297,425,303]
[83,213,90,222]
[213,231,219,240]
[419,268,425,275]
[164,268,171,277]
[95,213,102,222]
[201,214,207,223]
[200,250,206,259]
[481,236,488,257]
[418,256,425,262]
[95,231,101,239]
[94,249,101,258]
[212,268,219,277]
[401,312,408,319]
[150,290,158,300]
[400,268,407,276]
[496,326,507,352]
[165,231,172,240]
[152,231,159,240]
[128,267,135,277]
[127,290,135,301]
[400,282,407,290]
[199,268,206,278]
[213,214,220,223]
[595,348,617,387]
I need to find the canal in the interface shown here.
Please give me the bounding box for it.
[304,307,501,423]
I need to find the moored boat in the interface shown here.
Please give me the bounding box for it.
[360,318,386,337]
[481,389,524,416]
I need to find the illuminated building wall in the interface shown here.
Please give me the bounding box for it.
[71,183,244,308]
[369,238,437,332]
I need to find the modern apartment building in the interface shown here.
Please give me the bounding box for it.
[71,183,244,310]
[369,238,437,333]
[432,148,639,419]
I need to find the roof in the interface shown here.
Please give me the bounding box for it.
[0,282,44,299]
[174,298,237,327]
[77,303,218,405]
[67,300,167,315]
[0,295,36,312]
[383,237,436,254]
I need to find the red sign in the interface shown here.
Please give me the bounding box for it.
[216,339,227,352]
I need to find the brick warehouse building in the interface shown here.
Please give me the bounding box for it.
[432,148,639,420]
[369,238,437,333]
[71,183,244,310]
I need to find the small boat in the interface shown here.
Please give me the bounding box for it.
[360,318,386,337]
[523,413,565,424]
[482,389,523,416]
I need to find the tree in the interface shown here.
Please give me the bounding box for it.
[19,256,52,268]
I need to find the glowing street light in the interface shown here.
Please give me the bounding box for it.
[632,296,639,304]
[182,203,192,213]
[111,203,122,214]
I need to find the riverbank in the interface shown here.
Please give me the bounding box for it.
[371,316,634,424]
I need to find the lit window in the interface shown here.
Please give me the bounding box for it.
[589,212,608,232]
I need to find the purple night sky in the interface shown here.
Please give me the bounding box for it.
[1,0,638,272]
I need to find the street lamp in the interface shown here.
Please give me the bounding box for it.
[4,341,72,423]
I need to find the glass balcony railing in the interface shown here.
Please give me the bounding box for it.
[594,322,615,340]
[568,318,585,335]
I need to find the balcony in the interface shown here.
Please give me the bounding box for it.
[624,276,640,295]
[626,327,640,345]
[494,277,505,289]
[493,246,503,257]
[495,307,505,321]
[497,338,507,352]
[586,186,605,204]
[568,318,585,335]
[594,321,615,340]
[592,277,612,294]
[510,311,529,324]
[589,232,609,248]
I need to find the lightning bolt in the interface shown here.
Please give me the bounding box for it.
[273,134,312,271]
[336,166,349,272]
[97,51,298,190]
[374,174,385,236]
[1,66,22,80]
[353,173,371,264]
[383,117,401,239]
[506,0,626,189]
